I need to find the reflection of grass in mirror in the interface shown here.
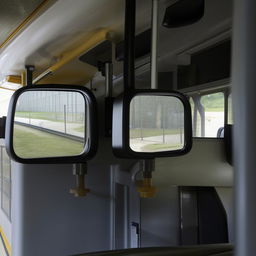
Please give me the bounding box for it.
[15,111,84,123]
[130,129,181,138]
[13,125,84,158]
[142,143,182,152]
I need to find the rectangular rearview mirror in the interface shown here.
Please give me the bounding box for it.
[112,90,192,158]
[5,85,98,164]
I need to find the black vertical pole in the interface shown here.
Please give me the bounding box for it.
[124,0,136,92]
[233,0,256,255]
[25,65,35,86]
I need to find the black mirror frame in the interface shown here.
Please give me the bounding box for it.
[5,84,98,164]
[112,89,192,159]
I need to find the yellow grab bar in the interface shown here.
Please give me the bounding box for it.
[34,28,111,83]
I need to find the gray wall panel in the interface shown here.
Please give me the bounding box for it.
[155,139,233,187]
[216,187,234,243]
[12,162,111,256]
[140,186,180,247]
[11,91,136,256]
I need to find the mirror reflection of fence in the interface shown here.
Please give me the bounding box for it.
[15,91,86,136]
[13,90,87,159]
[129,95,185,153]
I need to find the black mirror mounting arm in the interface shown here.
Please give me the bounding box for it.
[0,116,6,139]
[124,0,136,92]
[25,65,35,86]
[104,62,114,137]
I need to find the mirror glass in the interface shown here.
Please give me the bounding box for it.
[13,90,86,158]
[129,95,185,153]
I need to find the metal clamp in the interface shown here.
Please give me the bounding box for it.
[70,163,90,197]
[25,65,35,86]
[137,159,156,198]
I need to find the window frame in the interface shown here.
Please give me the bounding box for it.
[0,144,12,221]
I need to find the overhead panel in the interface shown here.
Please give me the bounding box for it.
[0,0,48,48]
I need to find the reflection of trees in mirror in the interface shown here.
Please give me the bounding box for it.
[13,124,84,158]
[130,96,184,131]
[16,91,85,121]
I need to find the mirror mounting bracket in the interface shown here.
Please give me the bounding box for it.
[25,65,35,86]
[104,62,114,137]
[137,159,156,198]
[70,163,90,197]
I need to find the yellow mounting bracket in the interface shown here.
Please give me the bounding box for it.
[137,178,156,198]
[136,159,156,198]
[70,163,90,197]
[0,75,23,91]
[5,75,22,84]
[70,175,90,197]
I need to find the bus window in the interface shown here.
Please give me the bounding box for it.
[0,88,13,220]
[200,92,224,137]
[189,92,225,138]
[0,147,11,220]
[0,89,14,118]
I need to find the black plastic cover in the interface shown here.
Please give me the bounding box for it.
[163,0,205,28]
[79,40,112,67]
[115,29,151,62]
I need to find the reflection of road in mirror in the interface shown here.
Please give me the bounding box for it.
[14,117,84,137]
[130,133,184,152]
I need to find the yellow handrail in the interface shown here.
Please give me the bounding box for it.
[0,226,11,255]
[0,0,54,50]
[34,28,110,83]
